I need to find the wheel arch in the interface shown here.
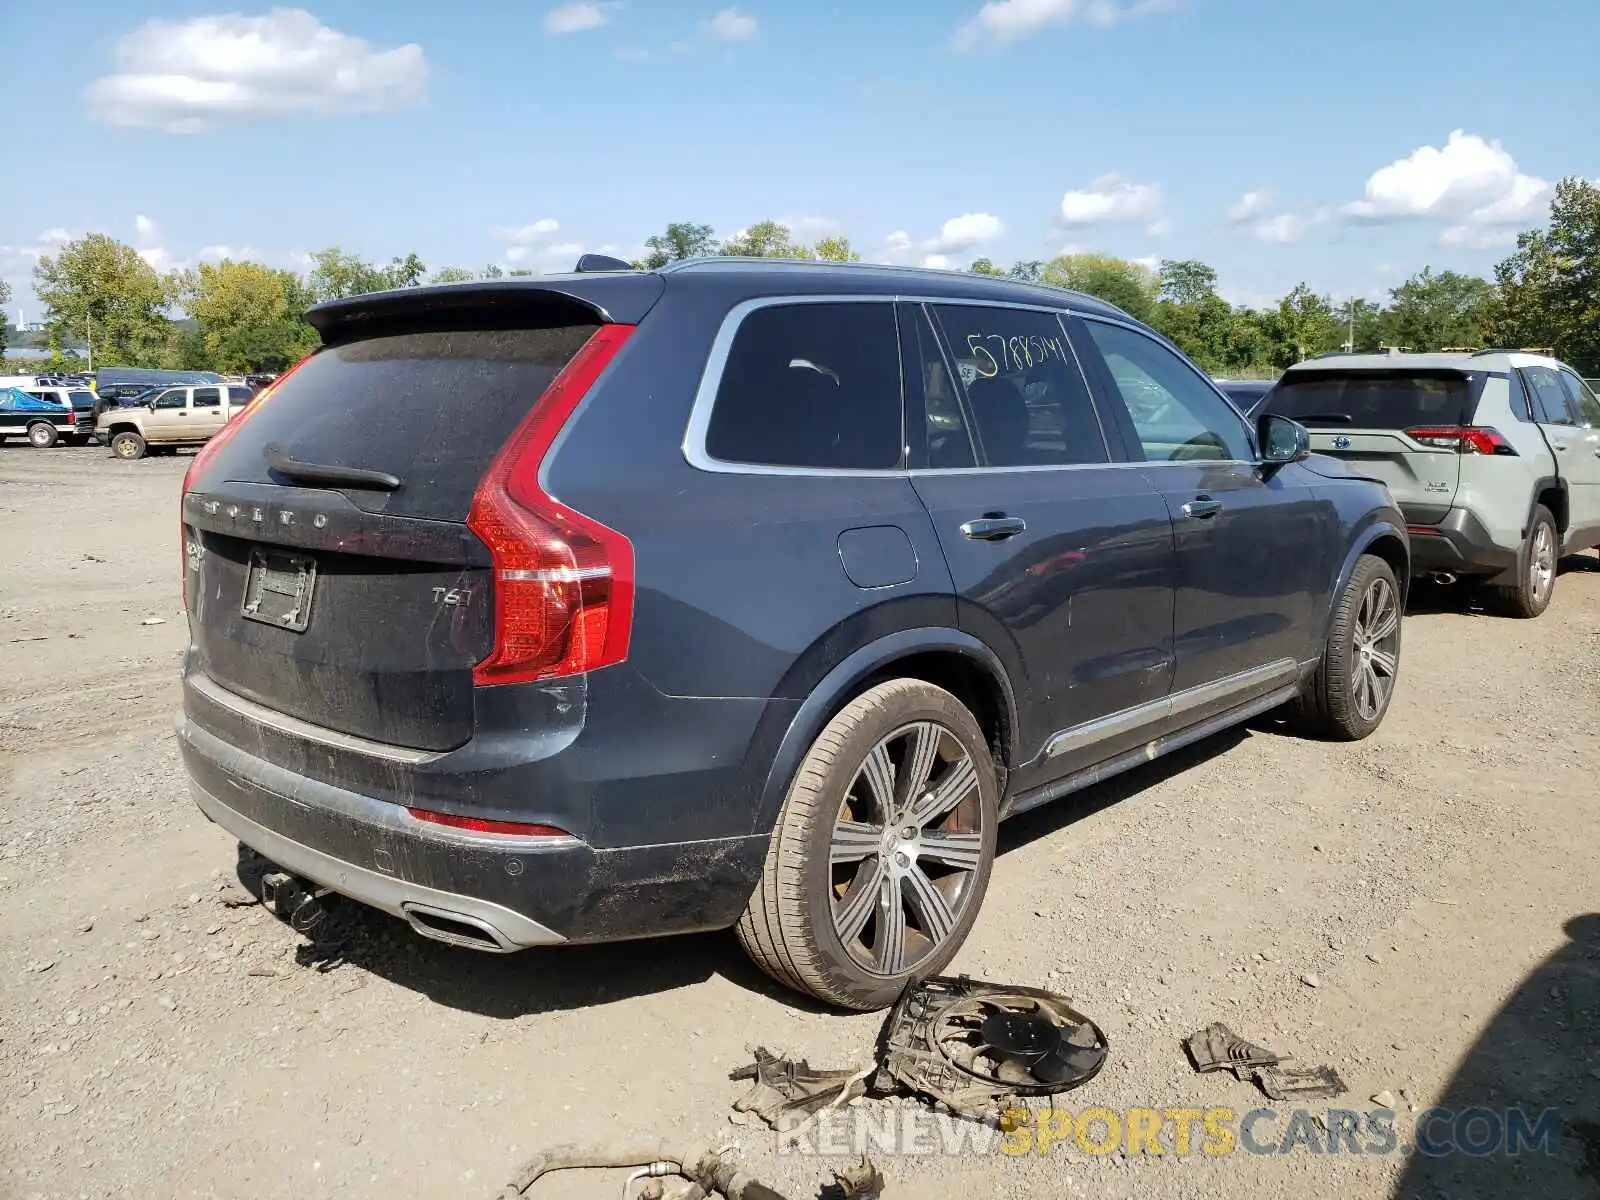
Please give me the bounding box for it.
[1321,516,1410,643]
[1530,475,1567,533]
[749,628,1018,838]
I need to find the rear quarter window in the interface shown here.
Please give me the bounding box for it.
[701,301,903,471]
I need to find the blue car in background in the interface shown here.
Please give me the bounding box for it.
[0,387,75,448]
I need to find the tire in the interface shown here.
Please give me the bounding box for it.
[110,431,147,460]
[1294,554,1402,741]
[736,679,1000,1011]
[1487,505,1557,619]
[27,422,58,449]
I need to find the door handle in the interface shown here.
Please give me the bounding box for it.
[1182,497,1224,520]
[960,516,1027,541]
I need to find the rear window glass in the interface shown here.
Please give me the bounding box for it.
[704,302,902,470]
[201,324,599,522]
[68,390,95,409]
[1264,370,1482,429]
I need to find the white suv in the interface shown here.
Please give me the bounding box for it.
[1260,350,1600,617]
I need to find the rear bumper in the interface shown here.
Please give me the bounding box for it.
[176,713,769,947]
[1405,508,1517,576]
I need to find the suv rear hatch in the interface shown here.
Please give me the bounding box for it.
[181,278,660,754]
[1263,368,1493,522]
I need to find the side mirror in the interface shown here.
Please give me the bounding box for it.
[1257,413,1310,465]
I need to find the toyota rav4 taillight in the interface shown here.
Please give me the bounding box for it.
[1403,426,1518,456]
[468,323,636,687]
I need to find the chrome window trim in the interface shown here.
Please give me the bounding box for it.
[683,293,1114,477]
[915,300,1116,469]
[1075,311,1260,458]
[682,294,908,478]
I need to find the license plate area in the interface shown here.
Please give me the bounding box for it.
[242,549,317,632]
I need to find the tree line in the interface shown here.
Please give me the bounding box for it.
[18,178,1600,377]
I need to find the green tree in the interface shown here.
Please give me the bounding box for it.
[1007,261,1044,283]
[1041,253,1157,322]
[1383,268,1493,351]
[1156,259,1219,307]
[429,266,475,284]
[1485,177,1600,373]
[642,221,719,268]
[33,234,171,367]
[307,248,391,301]
[174,259,319,373]
[969,258,1005,277]
[812,235,861,263]
[1264,283,1343,367]
[382,252,427,288]
[0,278,9,356]
[480,264,505,280]
[1333,298,1388,353]
[721,220,809,259]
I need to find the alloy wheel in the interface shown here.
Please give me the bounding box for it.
[828,721,986,977]
[1350,575,1400,722]
[1529,523,1555,605]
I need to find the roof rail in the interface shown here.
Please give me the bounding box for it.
[1470,346,1555,357]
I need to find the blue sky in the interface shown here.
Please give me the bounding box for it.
[3,0,1596,319]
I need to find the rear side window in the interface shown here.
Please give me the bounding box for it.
[931,304,1108,467]
[202,324,600,522]
[704,302,902,470]
[192,387,221,408]
[227,386,255,405]
[1265,370,1480,430]
[68,390,95,410]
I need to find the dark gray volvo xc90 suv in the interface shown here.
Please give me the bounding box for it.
[176,258,1408,1009]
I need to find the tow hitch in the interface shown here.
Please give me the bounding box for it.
[259,870,331,934]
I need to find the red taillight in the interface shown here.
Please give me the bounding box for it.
[468,323,636,688]
[1404,426,1517,456]
[406,807,571,838]
[181,354,315,607]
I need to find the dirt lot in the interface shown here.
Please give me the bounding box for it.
[2,444,1597,1200]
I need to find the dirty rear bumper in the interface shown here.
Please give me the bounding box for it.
[176,715,769,947]
[1405,508,1517,577]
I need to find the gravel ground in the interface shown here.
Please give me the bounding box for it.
[2,444,1597,1200]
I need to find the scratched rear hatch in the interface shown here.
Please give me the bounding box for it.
[1261,368,1489,523]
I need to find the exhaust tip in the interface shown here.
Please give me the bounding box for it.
[1428,571,1458,586]
[402,903,515,953]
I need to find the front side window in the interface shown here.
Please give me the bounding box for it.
[930,304,1107,467]
[703,302,902,470]
[153,390,187,410]
[1081,320,1253,462]
[1557,370,1600,427]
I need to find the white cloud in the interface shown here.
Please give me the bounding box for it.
[1146,218,1173,237]
[1253,213,1310,244]
[197,244,260,262]
[879,230,914,265]
[706,7,758,40]
[779,215,840,239]
[496,219,561,244]
[85,8,427,133]
[1342,130,1551,232]
[922,254,952,270]
[1059,174,1162,226]
[544,3,617,33]
[131,214,174,272]
[1227,190,1272,223]
[1438,225,1519,251]
[1132,255,1160,272]
[953,0,1181,51]
[924,212,1004,253]
[546,243,583,259]
[134,215,160,243]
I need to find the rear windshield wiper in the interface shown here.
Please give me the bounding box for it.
[263,444,401,491]
[1296,413,1355,425]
